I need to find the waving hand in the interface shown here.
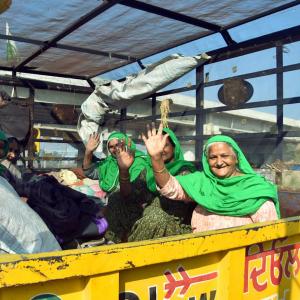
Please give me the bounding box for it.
[142,123,169,160]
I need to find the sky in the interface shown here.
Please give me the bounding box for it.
[54,3,300,157]
[100,4,300,121]
[9,2,298,156]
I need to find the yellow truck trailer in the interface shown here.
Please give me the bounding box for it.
[1,217,300,300]
[1,1,300,300]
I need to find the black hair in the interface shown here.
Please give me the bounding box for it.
[163,132,175,147]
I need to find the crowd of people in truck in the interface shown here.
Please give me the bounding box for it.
[0,90,280,253]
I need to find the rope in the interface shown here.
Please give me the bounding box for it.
[160,98,172,128]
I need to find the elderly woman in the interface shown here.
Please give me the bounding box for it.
[91,128,196,243]
[127,127,196,241]
[0,132,107,248]
[0,130,61,253]
[83,131,150,243]
[0,136,23,180]
[143,124,280,232]
[83,131,147,195]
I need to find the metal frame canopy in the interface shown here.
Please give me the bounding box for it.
[0,0,299,80]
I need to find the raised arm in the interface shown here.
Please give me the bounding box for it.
[83,132,100,170]
[142,123,192,202]
[142,123,170,188]
[115,139,135,198]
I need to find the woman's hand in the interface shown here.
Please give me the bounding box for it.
[83,132,100,170]
[116,140,134,171]
[86,132,100,154]
[142,123,169,160]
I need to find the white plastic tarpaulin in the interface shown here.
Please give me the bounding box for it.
[78,53,210,155]
[0,177,61,254]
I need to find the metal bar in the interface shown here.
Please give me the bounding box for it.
[120,108,127,132]
[35,139,83,144]
[27,87,35,169]
[234,131,300,139]
[7,57,300,97]
[125,96,300,121]
[120,0,221,31]
[26,156,82,161]
[220,30,236,46]
[276,44,284,160]
[20,67,92,80]
[0,76,92,94]
[195,65,204,160]
[15,0,122,71]
[3,2,299,77]
[1,2,297,80]
[18,57,294,97]
[56,43,136,62]
[55,44,135,62]
[175,131,300,141]
[86,78,95,90]
[0,34,137,62]
[208,25,300,63]
[137,60,146,69]
[0,34,43,46]
[223,1,300,31]
[0,66,89,80]
[88,58,300,101]
[203,62,300,88]
[204,97,300,113]
[114,130,300,143]
[154,85,196,97]
[93,24,300,79]
[152,95,156,123]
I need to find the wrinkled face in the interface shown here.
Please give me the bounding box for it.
[0,140,6,158]
[207,142,238,178]
[162,137,175,163]
[108,139,119,157]
[7,140,20,163]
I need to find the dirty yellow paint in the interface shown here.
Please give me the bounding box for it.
[0,217,300,299]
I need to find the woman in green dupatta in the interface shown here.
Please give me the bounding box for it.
[82,131,147,242]
[104,127,197,243]
[144,127,196,193]
[83,131,149,242]
[143,124,280,233]
[127,127,197,241]
[99,132,147,192]
[83,131,147,192]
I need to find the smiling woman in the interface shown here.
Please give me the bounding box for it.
[143,124,280,233]
[206,142,241,178]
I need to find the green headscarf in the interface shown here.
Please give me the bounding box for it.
[0,130,8,175]
[98,132,147,192]
[146,128,196,193]
[176,135,280,218]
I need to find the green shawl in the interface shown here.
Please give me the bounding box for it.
[98,132,147,192]
[0,131,8,176]
[176,135,280,217]
[146,128,196,193]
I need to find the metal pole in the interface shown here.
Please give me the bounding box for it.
[120,108,127,133]
[276,44,284,161]
[27,87,35,169]
[195,65,205,161]
[152,95,156,123]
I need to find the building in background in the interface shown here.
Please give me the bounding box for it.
[1,78,299,168]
